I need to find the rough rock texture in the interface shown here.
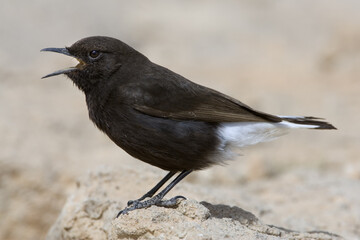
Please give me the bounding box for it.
[46,168,344,240]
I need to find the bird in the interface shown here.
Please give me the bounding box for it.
[41,36,336,216]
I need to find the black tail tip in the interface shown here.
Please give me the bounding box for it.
[283,116,337,130]
[315,123,337,130]
[304,116,337,130]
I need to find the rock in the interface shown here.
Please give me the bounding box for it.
[46,168,342,240]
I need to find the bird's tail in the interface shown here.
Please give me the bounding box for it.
[278,116,336,130]
[216,116,335,154]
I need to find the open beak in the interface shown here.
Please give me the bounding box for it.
[41,48,84,79]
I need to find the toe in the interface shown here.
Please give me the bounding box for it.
[127,200,135,206]
[156,195,186,207]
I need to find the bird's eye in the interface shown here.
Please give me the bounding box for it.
[89,50,100,59]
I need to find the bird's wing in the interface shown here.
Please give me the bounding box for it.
[134,104,278,122]
[131,81,281,123]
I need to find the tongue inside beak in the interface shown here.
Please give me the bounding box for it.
[41,47,84,79]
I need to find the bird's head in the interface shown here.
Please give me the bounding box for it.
[41,36,144,92]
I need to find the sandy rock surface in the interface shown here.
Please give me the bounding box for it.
[46,167,345,240]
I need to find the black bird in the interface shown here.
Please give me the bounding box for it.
[41,36,336,216]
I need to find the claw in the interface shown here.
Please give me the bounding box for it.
[116,209,126,217]
[156,195,186,207]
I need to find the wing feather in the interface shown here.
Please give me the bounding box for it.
[119,64,281,123]
[133,88,281,123]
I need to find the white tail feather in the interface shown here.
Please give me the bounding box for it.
[217,118,317,151]
[217,122,288,149]
[277,121,317,129]
[213,115,334,163]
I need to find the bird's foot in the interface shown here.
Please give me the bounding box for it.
[116,195,186,217]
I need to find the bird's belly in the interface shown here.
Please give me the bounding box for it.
[104,111,220,171]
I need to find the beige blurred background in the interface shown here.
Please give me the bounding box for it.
[1,0,359,239]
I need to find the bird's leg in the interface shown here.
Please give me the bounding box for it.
[127,171,176,206]
[117,170,192,217]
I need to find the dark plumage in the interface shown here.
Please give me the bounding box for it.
[42,36,336,216]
